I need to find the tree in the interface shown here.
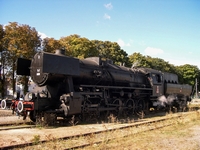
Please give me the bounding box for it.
[3,22,41,94]
[42,37,62,53]
[92,40,129,66]
[129,52,176,73]
[59,34,98,59]
[0,25,3,52]
[129,52,151,68]
[176,64,200,86]
[0,24,5,97]
[146,57,176,73]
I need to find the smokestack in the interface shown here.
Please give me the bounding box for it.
[55,49,65,55]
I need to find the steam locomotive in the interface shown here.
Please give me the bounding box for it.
[15,49,192,124]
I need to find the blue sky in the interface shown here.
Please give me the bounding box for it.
[1,0,200,68]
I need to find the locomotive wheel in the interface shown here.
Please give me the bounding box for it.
[178,100,187,112]
[44,113,57,126]
[135,99,145,118]
[111,99,123,117]
[36,113,43,125]
[1,100,6,109]
[99,110,110,122]
[81,100,92,121]
[125,99,135,117]
[83,100,92,112]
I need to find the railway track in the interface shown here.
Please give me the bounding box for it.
[64,118,175,150]
[1,111,198,150]
[0,115,32,128]
[63,112,196,150]
[0,124,36,131]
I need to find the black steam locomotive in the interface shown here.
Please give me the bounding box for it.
[16,50,192,123]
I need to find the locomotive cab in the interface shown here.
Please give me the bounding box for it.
[141,68,164,98]
[150,73,164,97]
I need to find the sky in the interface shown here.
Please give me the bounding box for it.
[1,0,200,68]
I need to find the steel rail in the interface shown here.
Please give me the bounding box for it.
[0,112,189,150]
[0,124,36,131]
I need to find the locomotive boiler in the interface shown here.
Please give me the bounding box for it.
[16,50,152,123]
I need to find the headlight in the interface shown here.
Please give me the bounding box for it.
[25,92,35,101]
[28,93,33,99]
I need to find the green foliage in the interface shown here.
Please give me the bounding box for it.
[129,52,176,73]
[59,34,98,59]
[129,52,200,86]
[42,37,62,53]
[129,53,150,67]
[31,135,41,145]
[92,40,129,66]
[1,21,200,96]
[59,36,129,65]
[176,64,200,86]
[2,22,41,94]
[3,22,41,59]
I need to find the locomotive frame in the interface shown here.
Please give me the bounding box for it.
[15,50,192,124]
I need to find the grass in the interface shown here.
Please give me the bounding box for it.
[31,135,41,145]
[188,103,200,111]
[12,110,200,150]
[84,111,200,150]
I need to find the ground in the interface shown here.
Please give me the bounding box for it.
[0,109,200,149]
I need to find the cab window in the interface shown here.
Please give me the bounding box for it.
[152,74,162,84]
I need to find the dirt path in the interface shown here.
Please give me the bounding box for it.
[1,110,200,149]
[0,109,30,125]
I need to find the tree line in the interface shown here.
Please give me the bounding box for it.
[0,22,199,97]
